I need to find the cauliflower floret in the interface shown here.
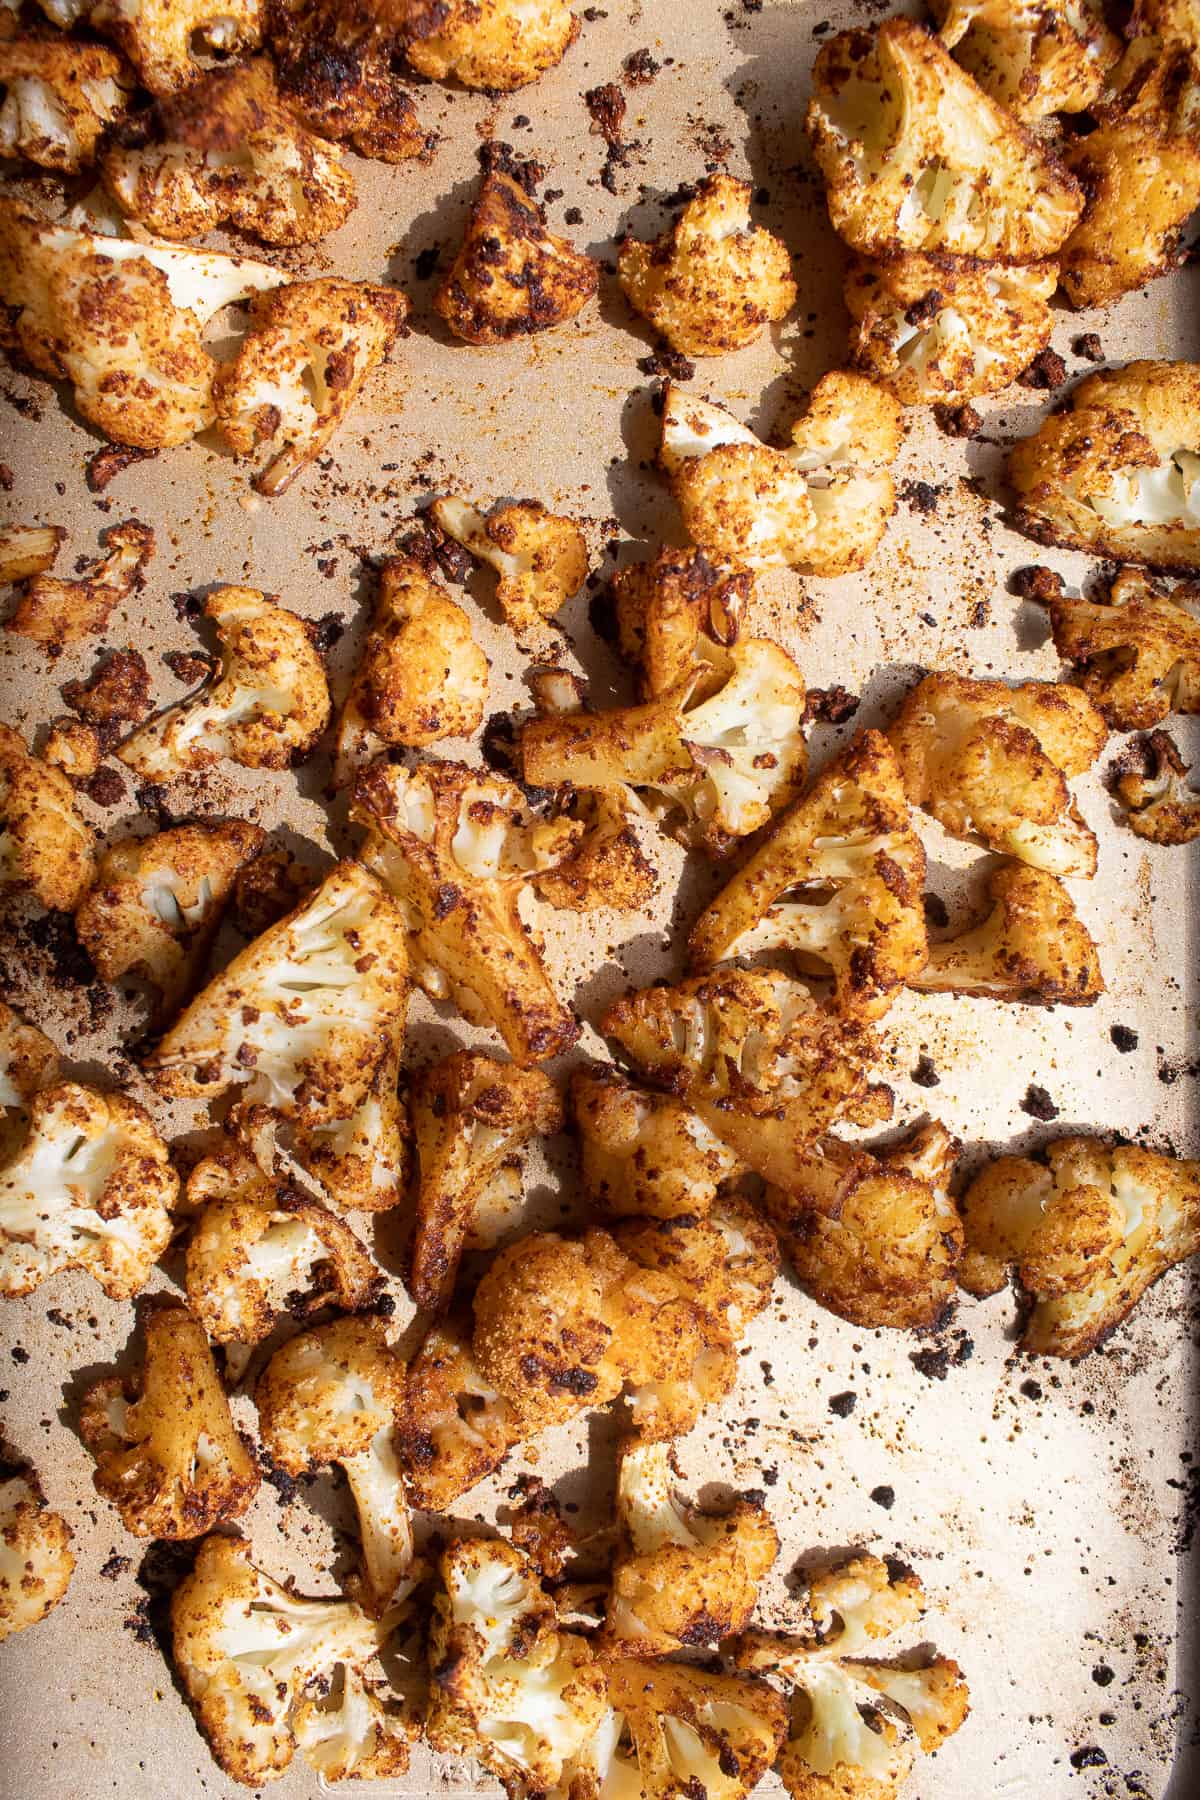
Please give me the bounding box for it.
[0,1001,61,1149]
[119,586,330,777]
[0,1083,176,1299]
[409,1050,562,1314]
[614,1192,781,1344]
[618,174,796,357]
[688,728,927,1021]
[660,376,902,575]
[334,555,489,783]
[398,1311,522,1511]
[433,164,598,345]
[888,671,1107,877]
[402,0,579,91]
[41,719,104,783]
[79,1302,259,1538]
[0,522,65,584]
[101,59,356,246]
[586,1658,789,1800]
[0,723,95,909]
[267,0,432,161]
[0,198,284,447]
[911,862,1104,1002]
[960,1136,1200,1357]
[611,544,752,698]
[733,1552,969,1800]
[0,31,131,172]
[6,517,153,649]
[289,1658,419,1783]
[930,0,1119,118]
[0,1460,74,1643]
[90,0,262,96]
[845,253,1058,407]
[285,1039,411,1213]
[533,785,658,912]
[1008,360,1200,570]
[427,1536,607,1795]
[430,495,589,635]
[1041,566,1200,730]
[763,1120,965,1331]
[75,819,266,1021]
[214,278,409,495]
[805,18,1083,257]
[353,757,581,1065]
[571,1063,742,1220]
[1113,727,1200,842]
[256,1316,411,1608]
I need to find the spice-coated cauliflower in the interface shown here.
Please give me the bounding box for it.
[1007,360,1200,570]
[930,0,1119,119]
[0,723,95,910]
[618,174,797,357]
[267,0,431,161]
[1113,728,1200,843]
[0,523,65,585]
[0,1459,74,1643]
[614,1191,781,1345]
[6,517,153,649]
[911,862,1104,1002]
[0,1002,60,1151]
[845,254,1058,407]
[0,1083,176,1299]
[1040,566,1200,730]
[79,1303,259,1537]
[688,729,927,1021]
[960,1135,1200,1357]
[402,0,579,91]
[433,165,598,345]
[611,543,752,698]
[571,1063,741,1221]
[430,495,589,635]
[660,377,902,575]
[397,1311,522,1510]
[805,18,1083,258]
[888,671,1107,877]
[0,30,131,171]
[89,0,263,96]
[284,1039,411,1213]
[214,278,409,494]
[763,1120,965,1331]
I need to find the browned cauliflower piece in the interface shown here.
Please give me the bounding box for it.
[930,0,1119,118]
[214,278,409,495]
[90,0,263,96]
[959,1136,1200,1356]
[433,165,598,345]
[101,59,356,246]
[0,523,65,584]
[733,1552,969,1800]
[613,1192,781,1344]
[353,757,581,1065]
[688,729,927,1022]
[409,1050,562,1314]
[6,517,153,649]
[911,862,1104,1002]
[0,722,95,909]
[611,544,752,698]
[267,0,432,162]
[285,1038,411,1213]
[0,30,131,171]
[805,18,1083,258]
[0,1001,61,1155]
[41,719,104,783]
[402,0,579,91]
[845,254,1057,407]
[1040,566,1200,729]
[0,1083,176,1299]
[618,174,796,357]
[334,555,489,784]
[888,671,1107,877]
[430,495,589,635]
[397,1310,522,1510]
[571,1063,741,1221]
[763,1120,964,1331]
[0,1458,74,1643]
[1008,360,1200,571]
[660,377,902,575]
[118,586,330,777]
[1113,727,1200,842]
[75,819,266,1021]
[79,1302,259,1538]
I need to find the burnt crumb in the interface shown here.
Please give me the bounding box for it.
[923,891,950,930]
[869,1484,895,1510]
[1009,564,1064,603]
[0,464,12,490]
[900,478,942,516]
[759,1359,774,1387]
[1021,1083,1060,1121]
[1092,1664,1116,1686]
[582,5,607,17]
[62,649,151,729]
[909,1331,973,1382]
[1156,1053,1200,1085]
[85,444,158,493]
[1018,348,1068,391]
[259,1453,302,1505]
[564,206,584,225]
[1020,1378,1043,1400]
[25,911,96,989]
[624,47,660,83]
[543,187,563,203]
[414,243,441,280]
[85,766,126,808]
[1172,1461,1200,1552]
[100,1552,131,1581]
[804,685,860,726]
[135,783,175,827]
[1110,1024,1139,1053]
[638,349,696,382]
[123,1604,155,1646]
[162,649,212,686]
[911,1054,940,1088]
[828,1390,857,1417]
[309,611,345,655]
[10,1345,29,1364]
[1070,1747,1107,1769]
[479,139,545,194]
[170,590,203,623]
[3,386,43,422]
[481,711,521,780]
[933,402,981,439]
[44,1308,71,1329]
[372,1292,396,1318]
[585,82,627,145]
[1073,333,1104,363]
[511,113,531,129]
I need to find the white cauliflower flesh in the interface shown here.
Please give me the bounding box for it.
[911,861,1104,1002]
[0,1083,176,1299]
[579,1658,789,1800]
[430,495,589,636]
[0,722,95,910]
[402,0,580,92]
[1114,728,1200,843]
[0,31,131,172]
[930,0,1119,119]
[660,376,902,574]
[0,522,65,585]
[1042,566,1200,731]
[214,278,408,494]
[571,1063,742,1221]
[0,196,285,448]
[118,586,330,778]
[0,1463,74,1643]
[89,0,263,96]
[6,516,153,649]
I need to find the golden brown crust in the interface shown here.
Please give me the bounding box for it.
[434,169,598,345]
[267,0,433,160]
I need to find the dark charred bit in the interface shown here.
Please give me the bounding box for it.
[827,1390,856,1417]
[171,590,203,623]
[62,649,152,729]
[1072,333,1104,363]
[1069,1747,1108,1769]
[99,1552,131,1581]
[1017,348,1067,391]
[911,1053,940,1089]
[910,1331,973,1381]
[1020,1378,1043,1400]
[1021,1083,1060,1121]
[481,711,521,780]
[638,348,696,382]
[85,766,126,808]
[923,891,950,930]
[136,783,175,827]
[1110,1024,1139,1053]
[163,649,213,686]
[585,82,627,146]
[547,1364,600,1397]
[85,444,159,494]
[25,910,95,989]
[933,401,981,438]
[900,478,941,516]
[0,464,12,490]
[869,1484,895,1510]
[309,611,345,655]
[259,1452,302,1506]
[479,139,545,194]
[804,685,861,726]
[1009,564,1064,603]
[623,47,660,84]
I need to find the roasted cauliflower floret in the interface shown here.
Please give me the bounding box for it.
[611,544,752,698]
[0,1001,61,1152]
[101,59,356,246]
[433,165,598,345]
[930,0,1119,118]
[267,0,431,162]
[960,1136,1200,1357]
[0,723,94,910]
[214,278,409,495]
[119,586,329,778]
[1113,727,1200,843]
[90,0,262,96]
[888,671,1107,877]
[763,1120,964,1331]
[430,495,589,635]
[0,1459,74,1643]
[688,729,927,1021]
[805,17,1082,258]
[6,517,152,650]
[409,1050,562,1314]
[911,862,1104,1002]
[0,1083,176,1299]
[398,1311,522,1511]
[733,1552,969,1800]
[572,1063,741,1221]
[257,1316,411,1608]
[0,31,131,172]
[79,1303,259,1538]
[285,1039,410,1213]
[845,254,1057,407]
[0,522,65,584]
[1008,360,1200,571]
[402,0,579,91]
[353,757,580,1065]
[614,1192,781,1344]
[586,1658,789,1800]
[660,377,902,575]
[1041,566,1200,730]
[289,1658,419,1784]
[618,174,796,357]
[75,819,266,1021]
